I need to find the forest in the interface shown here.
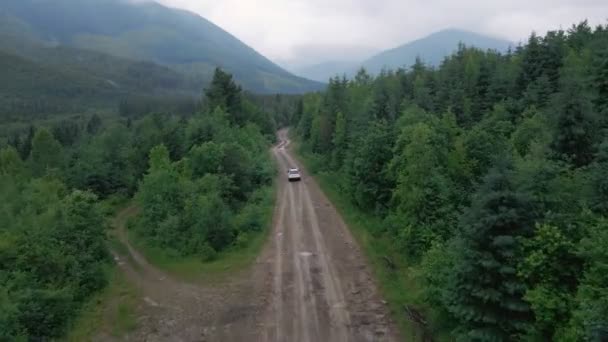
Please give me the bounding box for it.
[292,21,608,341]
[0,68,277,340]
[2,15,607,341]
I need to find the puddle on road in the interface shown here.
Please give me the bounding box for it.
[144,297,160,307]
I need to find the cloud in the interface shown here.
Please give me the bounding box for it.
[157,0,608,66]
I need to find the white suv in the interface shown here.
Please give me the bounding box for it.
[287,168,301,182]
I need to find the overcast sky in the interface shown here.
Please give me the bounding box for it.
[157,0,607,68]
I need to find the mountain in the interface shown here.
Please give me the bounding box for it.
[0,19,208,122]
[0,0,323,94]
[360,29,513,74]
[0,43,205,122]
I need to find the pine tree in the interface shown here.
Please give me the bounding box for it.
[551,51,597,167]
[331,111,347,168]
[445,159,534,341]
[30,128,64,177]
[517,33,545,95]
[590,139,608,214]
[591,39,608,115]
[86,114,103,135]
[0,146,24,177]
[205,68,243,124]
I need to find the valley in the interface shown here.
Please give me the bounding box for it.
[0,1,607,341]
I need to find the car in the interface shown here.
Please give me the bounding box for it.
[287,168,301,182]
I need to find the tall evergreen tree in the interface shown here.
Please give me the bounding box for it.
[205,68,243,125]
[445,160,534,341]
[30,128,64,177]
[551,52,597,167]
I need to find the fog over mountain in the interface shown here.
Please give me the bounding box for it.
[158,0,608,69]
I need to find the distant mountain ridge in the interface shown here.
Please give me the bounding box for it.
[360,29,513,74]
[292,29,513,82]
[0,0,323,94]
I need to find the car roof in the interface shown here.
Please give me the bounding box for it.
[289,168,299,171]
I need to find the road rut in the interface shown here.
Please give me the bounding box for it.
[261,129,398,341]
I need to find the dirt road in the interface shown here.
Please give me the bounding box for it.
[104,129,398,341]
[260,129,398,341]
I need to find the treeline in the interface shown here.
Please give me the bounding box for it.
[0,68,277,339]
[294,22,608,340]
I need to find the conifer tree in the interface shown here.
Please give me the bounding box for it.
[445,160,534,341]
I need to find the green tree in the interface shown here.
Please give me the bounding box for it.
[30,128,64,177]
[205,68,243,125]
[52,119,81,147]
[188,142,225,177]
[331,111,347,168]
[519,224,581,339]
[389,122,457,257]
[86,113,103,135]
[445,160,534,341]
[0,146,24,177]
[564,219,608,341]
[345,120,395,212]
[551,51,598,167]
[589,140,608,214]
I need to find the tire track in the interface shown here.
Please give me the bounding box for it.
[106,129,399,342]
[263,129,400,342]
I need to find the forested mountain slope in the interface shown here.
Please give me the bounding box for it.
[293,21,608,340]
[0,0,323,94]
[0,42,201,122]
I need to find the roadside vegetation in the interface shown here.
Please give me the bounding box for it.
[128,69,276,276]
[0,68,279,340]
[65,267,139,341]
[292,22,608,340]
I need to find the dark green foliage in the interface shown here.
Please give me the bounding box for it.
[0,168,108,339]
[0,48,199,121]
[52,119,81,147]
[0,146,25,177]
[68,124,136,197]
[344,120,395,212]
[131,70,274,259]
[590,140,608,214]
[551,51,598,167]
[445,161,534,341]
[294,22,607,340]
[30,128,64,177]
[519,224,582,339]
[565,219,608,340]
[86,114,103,135]
[133,110,273,257]
[119,95,199,120]
[205,68,244,124]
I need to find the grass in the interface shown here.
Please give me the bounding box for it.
[65,199,141,341]
[66,266,139,341]
[293,141,450,341]
[127,183,276,284]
